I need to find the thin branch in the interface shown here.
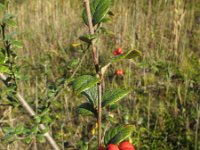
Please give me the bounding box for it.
[1,24,18,88]
[0,73,60,150]
[83,0,102,146]
[83,0,99,72]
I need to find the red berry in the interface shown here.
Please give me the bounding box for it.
[120,148,135,150]
[113,48,123,56]
[113,50,118,56]
[115,69,124,76]
[107,144,119,150]
[118,141,135,150]
[116,47,123,55]
[97,146,106,150]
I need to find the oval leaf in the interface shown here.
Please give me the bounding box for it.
[0,3,5,11]
[92,0,111,25]
[3,14,14,22]
[102,89,130,107]
[2,126,15,134]
[77,102,97,116]
[37,135,46,143]
[82,0,111,26]
[111,49,142,63]
[72,75,99,94]
[81,85,98,106]
[0,65,10,73]
[5,19,16,27]
[104,125,135,145]
[15,125,25,135]
[104,125,122,145]
[79,34,97,43]
[11,41,23,48]
[0,51,6,64]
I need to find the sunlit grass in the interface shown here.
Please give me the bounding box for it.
[0,0,199,149]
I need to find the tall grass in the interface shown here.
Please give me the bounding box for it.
[0,0,199,149]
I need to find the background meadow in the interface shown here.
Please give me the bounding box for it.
[0,0,200,149]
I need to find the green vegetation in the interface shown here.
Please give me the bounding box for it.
[0,0,200,149]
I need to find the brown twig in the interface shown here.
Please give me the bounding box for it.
[0,73,60,150]
[83,0,102,146]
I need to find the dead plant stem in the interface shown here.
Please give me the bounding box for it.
[0,73,60,150]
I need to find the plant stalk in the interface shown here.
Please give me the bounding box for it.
[83,0,102,146]
[0,73,60,150]
[1,24,17,88]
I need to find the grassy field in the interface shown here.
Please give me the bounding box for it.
[0,0,200,149]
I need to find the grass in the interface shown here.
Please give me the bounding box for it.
[0,0,200,149]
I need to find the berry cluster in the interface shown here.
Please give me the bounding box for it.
[113,48,124,76]
[98,141,135,150]
[115,69,124,76]
[113,47,123,55]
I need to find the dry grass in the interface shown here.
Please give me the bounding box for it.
[0,0,199,149]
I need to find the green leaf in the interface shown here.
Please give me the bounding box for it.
[3,14,14,21]
[102,89,130,107]
[104,125,135,145]
[111,49,142,63]
[4,34,12,42]
[24,136,32,144]
[82,10,88,25]
[5,19,16,27]
[34,115,41,124]
[81,85,98,106]
[92,0,111,25]
[0,3,5,11]
[15,125,25,135]
[109,103,120,110]
[41,115,52,124]
[77,102,97,116]
[79,34,97,43]
[100,17,111,23]
[0,50,6,64]
[82,0,101,25]
[2,134,13,142]
[82,142,89,150]
[68,58,79,68]
[2,126,15,134]
[40,107,50,116]
[2,14,16,27]
[31,126,39,134]
[12,40,23,48]
[0,65,10,73]
[82,0,111,26]
[72,75,99,94]
[37,134,46,143]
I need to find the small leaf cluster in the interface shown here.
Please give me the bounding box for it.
[0,4,22,81]
[1,123,47,144]
[72,75,130,117]
[79,0,112,44]
[72,0,142,148]
[0,3,51,145]
[82,0,111,26]
[104,125,135,145]
[0,4,22,106]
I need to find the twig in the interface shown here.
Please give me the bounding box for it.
[0,73,60,150]
[83,0,102,146]
[1,24,18,88]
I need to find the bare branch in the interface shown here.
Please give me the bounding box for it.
[0,73,60,150]
[82,0,102,146]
